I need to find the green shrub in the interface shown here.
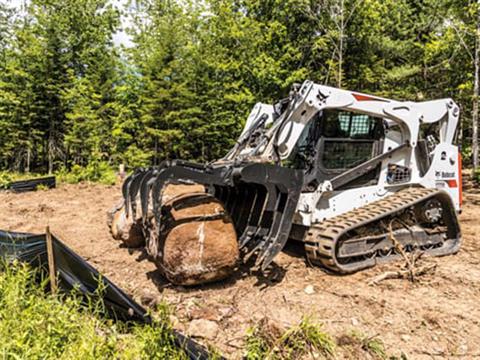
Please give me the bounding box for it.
[1,161,119,187]
[0,172,12,189]
[56,161,117,185]
[0,261,187,359]
[338,330,388,360]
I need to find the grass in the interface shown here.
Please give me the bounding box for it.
[56,162,117,185]
[336,329,405,360]
[245,317,336,359]
[0,261,188,359]
[0,260,410,360]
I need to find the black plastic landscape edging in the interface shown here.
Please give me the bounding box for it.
[4,176,56,192]
[0,230,216,360]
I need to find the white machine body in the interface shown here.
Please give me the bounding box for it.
[229,80,462,228]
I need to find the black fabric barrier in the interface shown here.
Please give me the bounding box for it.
[0,230,214,360]
[5,176,56,192]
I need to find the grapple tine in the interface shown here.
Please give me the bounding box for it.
[122,170,139,217]
[129,170,151,218]
[121,172,134,204]
[225,187,236,215]
[259,192,301,271]
[255,190,288,267]
[214,185,223,203]
[232,185,255,235]
[219,186,227,204]
[243,238,264,262]
[247,183,277,257]
[139,171,157,223]
[229,185,244,223]
[238,185,267,249]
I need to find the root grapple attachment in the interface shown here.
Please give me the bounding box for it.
[122,160,304,271]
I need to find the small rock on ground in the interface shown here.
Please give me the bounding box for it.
[187,319,219,340]
[304,285,315,294]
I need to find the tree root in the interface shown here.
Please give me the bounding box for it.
[368,219,437,285]
[368,263,437,286]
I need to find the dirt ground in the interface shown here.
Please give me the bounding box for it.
[1,181,479,359]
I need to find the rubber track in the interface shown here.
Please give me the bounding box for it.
[304,187,454,273]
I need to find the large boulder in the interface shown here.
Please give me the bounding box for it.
[150,191,239,285]
[108,184,239,285]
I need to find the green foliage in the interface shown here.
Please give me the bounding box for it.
[0,0,479,173]
[361,337,387,359]
[245,317,336,359]
[0,0,120,173]
[0,172,12,189]
[34,184,50,191]
[245,326,271,360]
[0,261,187,359]
[56,162,117,185]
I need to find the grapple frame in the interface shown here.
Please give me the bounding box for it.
[122,160,303,271]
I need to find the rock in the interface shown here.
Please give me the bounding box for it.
[401,334,411,341]
[140,293,157,308]
[108,201,145,248]
[218,306,235,320]
[190,306,220,321]
[187,319,219,340]
[457,344,468,355]
[351,317,360,326]
[304,285,315,294]
[152,191,239,286]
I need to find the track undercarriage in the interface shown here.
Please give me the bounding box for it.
[304,187,461,273]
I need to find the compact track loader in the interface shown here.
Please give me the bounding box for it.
[110,81,462,285]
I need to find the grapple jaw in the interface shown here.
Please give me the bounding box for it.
[122,160,303,271]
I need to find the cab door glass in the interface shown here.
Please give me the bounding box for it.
[321,110,384,170]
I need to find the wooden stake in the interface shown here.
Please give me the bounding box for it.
[46,226,57,295]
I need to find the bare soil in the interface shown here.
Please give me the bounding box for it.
[1,181,479,359]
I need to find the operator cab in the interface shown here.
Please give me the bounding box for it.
[289,109,385,191]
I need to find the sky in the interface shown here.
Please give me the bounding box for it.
[3,0,134,47]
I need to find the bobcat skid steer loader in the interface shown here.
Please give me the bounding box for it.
[109,81,462,285]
